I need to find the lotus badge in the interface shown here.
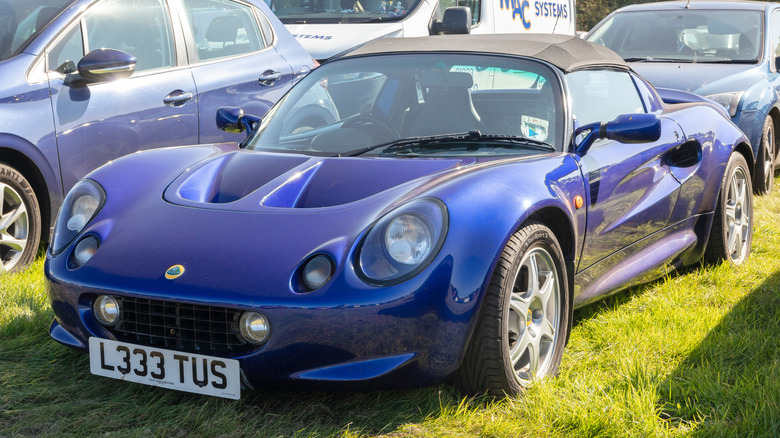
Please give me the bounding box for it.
[165,264,185,280]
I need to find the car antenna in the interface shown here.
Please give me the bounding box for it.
[552,10,561,33]
[685,0,692,8]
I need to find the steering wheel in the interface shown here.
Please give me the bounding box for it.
[341,115,400,143]
[300,2,326,12]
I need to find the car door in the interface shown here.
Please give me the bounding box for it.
[569,70,684,273]
[176,0,299,144]
[46,0,199,193]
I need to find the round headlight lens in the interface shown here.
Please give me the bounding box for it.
[358,198,447,284]
[385,214,432,265]
[52,179,105,255]
[93,295,120,326]
[240,312,270,345]
[71,236,100,268]
[302,255,333,291]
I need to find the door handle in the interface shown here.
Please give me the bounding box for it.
[163,90,193,107]
[258,70,282,86]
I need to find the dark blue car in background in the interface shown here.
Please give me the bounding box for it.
[0,0,312,272]
[587,0,780,195]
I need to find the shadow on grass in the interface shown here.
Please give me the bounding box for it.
[657,269,780,436]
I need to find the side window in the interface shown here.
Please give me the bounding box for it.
[47,24,84,72]
[772,10,780,69]
[84,0,175,72]
[438,0,480,25]
[180,0,265,62]
[566,70,645,127]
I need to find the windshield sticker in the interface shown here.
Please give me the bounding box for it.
[521,115,549,141]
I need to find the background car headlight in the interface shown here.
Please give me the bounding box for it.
[357,198,448,285]
[705,91,743,118]
[52,179,105,255]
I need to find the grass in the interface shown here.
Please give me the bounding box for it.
[2,181,779,437]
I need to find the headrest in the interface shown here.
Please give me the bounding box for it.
[206,16,240,43]
[420,71,473,89]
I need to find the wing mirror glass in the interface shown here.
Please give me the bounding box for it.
[574,113,661,154]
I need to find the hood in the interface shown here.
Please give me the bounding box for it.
[285,23,403,60]
[631,62,764,96]
[164,150,475,210]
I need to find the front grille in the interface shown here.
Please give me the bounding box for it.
[107,297,250,355]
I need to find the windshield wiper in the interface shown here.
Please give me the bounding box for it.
[339,131,555,157]
[623,56,692,62]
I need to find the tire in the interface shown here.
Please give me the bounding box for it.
[455,221,570,397]
[754,115,774,195]
[0,163,41,273]
[704,153,752,265]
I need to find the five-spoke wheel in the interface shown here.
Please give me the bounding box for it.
[0,163,41,272]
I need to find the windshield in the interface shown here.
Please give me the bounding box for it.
[0,0,73,61]
[268,0,422,23]
[246,53,563,157]
[587,9,762,63]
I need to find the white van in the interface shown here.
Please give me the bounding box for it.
[268,0,576,61]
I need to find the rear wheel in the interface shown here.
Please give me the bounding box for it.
[754,115,774,195]
[0,163,41,272]
[455,222,570,396]
[704,153,752,265]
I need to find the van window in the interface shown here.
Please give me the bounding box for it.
[439,0,480,25]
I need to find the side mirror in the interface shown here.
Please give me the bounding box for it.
[67,49,136,87]
[574,113,661,154]
[216,107,262,138]
[431,7,471,35]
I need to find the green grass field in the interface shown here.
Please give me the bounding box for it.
[2,181,779,437]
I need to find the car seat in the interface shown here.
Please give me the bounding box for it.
[405,71,485,136]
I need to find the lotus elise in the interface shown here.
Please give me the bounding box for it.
[45,35,753,399]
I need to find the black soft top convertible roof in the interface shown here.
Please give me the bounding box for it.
[342,34,628,73]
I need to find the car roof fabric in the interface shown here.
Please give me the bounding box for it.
[341,34,628,72]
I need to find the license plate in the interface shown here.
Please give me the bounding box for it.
[89,337,241,400]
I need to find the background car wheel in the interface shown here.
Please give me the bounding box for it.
[704,153,752,265]
[0,163,41,272]
[455,221,570,396]
[754,115,774,195]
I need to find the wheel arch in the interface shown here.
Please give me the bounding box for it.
[734,141,755,178]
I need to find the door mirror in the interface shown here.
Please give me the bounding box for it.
[68,49,136,87]
[216,107,262,139]
[575,113,661,154]
[431,7,471,35]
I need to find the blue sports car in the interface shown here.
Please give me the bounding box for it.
[45,35,753,399]
[586,1,780,195]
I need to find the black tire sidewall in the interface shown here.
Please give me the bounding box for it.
[707,153,752,265]
[0,163,41,272]
[497,223,570,394]
[756,115,774,195]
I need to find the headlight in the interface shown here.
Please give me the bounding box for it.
[357,198,448,285]
[52,179,105,255]
[239,312,270,344]
[705,91,743,118]
[93,295,120,326]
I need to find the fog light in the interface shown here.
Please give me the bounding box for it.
[240,312,269,344]
[302,254,333,291]
[93,295,120,326]
[71,236,100,268]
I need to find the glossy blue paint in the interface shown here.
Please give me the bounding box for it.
[45,37,750,392]
[0,0,313,240]
[586,1,780,192]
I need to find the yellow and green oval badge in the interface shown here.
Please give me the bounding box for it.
[165,264,185,280]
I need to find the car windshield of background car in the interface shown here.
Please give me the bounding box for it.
[0,0,73,61]
[245,53,563,157]
[588,9,762,63]
[267,0,423,23]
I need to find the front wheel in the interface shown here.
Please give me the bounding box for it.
[0,163,41,272]
[455,222,570,396]
[754,115,774,195]
[704,152,752,265]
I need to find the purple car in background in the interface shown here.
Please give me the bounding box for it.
[0,0,313,272]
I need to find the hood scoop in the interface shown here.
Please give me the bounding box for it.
[172,151,473,209]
